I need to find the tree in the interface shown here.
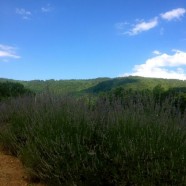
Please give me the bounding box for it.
[0,81,33,100]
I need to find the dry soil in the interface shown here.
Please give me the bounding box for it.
[0,149,45,186]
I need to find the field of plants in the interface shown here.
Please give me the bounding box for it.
[1,87,186,185]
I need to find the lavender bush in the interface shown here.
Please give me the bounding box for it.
[0,93,186,185]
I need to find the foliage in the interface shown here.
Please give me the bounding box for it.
[84,76,186,94]
[107,84,186,114]
[0,81,33,101]
[2,76,186,96]
[21,78,110,95]
[1,93,186,185]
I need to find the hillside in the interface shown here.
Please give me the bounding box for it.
[1,76,186,95]
[0,78,109,95]
[84,76,186,94]
[1,76,186,185]
[22,78,109,95]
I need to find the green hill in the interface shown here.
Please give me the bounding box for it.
[22,78,110,95]
[84,76,186,94]
[1,76,186,95]
[0,78,109,95]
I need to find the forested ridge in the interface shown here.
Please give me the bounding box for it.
[1,76,186,95]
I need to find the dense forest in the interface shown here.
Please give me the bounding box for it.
[1,76,186,185]
[1,76,186,95]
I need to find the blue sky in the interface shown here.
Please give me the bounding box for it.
[0,0,186,80]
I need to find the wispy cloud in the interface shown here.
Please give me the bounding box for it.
[122,50,186,80]
[153,50,161,55]
[118,7,186,36]
[115,22,128,30]
[127,17,158,35]
[161,8,186,21]
[16,8,32,20]
[0,44,20,61]
[41,4,53,13]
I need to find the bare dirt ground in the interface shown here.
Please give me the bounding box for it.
[0,150,45,186]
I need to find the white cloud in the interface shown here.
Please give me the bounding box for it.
[122,50,186,80]
[41,4,53,13]
[153,50,161,55]
[126,17,158,35]
[0,44,20,61]
[160,8,186,21]
[16,8,32,19]
[118,7,186,36]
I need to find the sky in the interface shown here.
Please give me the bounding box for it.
[0,0,186,80]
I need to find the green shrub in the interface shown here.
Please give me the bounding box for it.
[0,81,34,101]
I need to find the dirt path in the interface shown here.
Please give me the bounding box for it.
[0,150,45,186]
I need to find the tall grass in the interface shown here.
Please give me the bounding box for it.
[0,93,186,185]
